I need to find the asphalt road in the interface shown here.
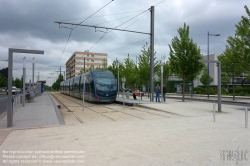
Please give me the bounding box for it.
[0,94,7,117]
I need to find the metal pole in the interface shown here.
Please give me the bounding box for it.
[245,107,248,128]
[207,31,210,99]
[23,57,26,107]
[32,58,35,90]
[118,63,119,97]
[82,76,85,111]
[84,57,85,73]
[218,61,221,112]
[213,103,216,122]
[122,82,124,108]
[150,6,154,102]
[7,49,13,127]
[161,63,163,103]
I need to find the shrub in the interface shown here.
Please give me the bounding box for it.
[194,86,206,94]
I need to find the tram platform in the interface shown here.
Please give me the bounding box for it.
[0,92,65,130]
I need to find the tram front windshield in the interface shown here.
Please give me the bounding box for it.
[94,72,117,92]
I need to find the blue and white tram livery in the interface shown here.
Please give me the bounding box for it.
[60,70,117,102]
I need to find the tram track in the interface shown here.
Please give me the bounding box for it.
[50,93,84,124]
[51,93,186,123]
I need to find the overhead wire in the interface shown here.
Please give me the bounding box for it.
[59,10,146,22]
[89,0,166,55]
[107,38,150,53]
[95,14,141,26]
[55,0,114,69]
[88,9,150,51]
[124,10,149,29]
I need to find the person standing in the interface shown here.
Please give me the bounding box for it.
[155,84,160,102]
[163,84,166,102]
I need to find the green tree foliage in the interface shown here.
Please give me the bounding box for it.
[0,73,7,87]
[218,40,243,100]
[79,68,84,75]
[52,74,64,90]
[137,42,159,87]
[218,5,249,99]
[169,23,204,101]
[162,61,171,84]
[13,77,22,88]
[102,58,108,70]
[107,58,119,80]
[119,54,137,86]
[200,70,213,92]
[235,5,250,75]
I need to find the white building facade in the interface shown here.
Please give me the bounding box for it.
[66,51,107,79]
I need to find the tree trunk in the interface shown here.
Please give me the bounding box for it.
[147,82,150,98]
[182,76,185,102]
[233,74,235,100]
[191,81,194,97]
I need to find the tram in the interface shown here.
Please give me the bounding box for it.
[60,70,117,102]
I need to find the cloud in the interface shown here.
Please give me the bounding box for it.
[0,0,249,85]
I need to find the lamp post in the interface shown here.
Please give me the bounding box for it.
[161,62,163,103]
[117,61,119,97]
[22,57,26,107]
[207,31,220,99]
[32,57,35,90]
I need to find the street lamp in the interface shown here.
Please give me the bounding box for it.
[161,62,163,103]
[207,31,220,99]
[117,61,119,97]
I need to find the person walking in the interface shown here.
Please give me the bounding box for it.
[163,84,166,102]
[155,84,160,102]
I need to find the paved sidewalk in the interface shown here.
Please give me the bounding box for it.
[0,92,64,129]
[117,93,250,105]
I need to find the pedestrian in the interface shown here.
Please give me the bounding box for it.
[133,89,137,100]
[163,84,166,102]
[155,84,160,102]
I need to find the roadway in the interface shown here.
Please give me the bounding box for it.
[0,94,7,118]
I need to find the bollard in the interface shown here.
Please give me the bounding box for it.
[213,103,216,122]
[245,107,248,128]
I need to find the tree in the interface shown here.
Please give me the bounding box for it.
[13,77,22,88]
[0,73,7,88]
[169,23,204,101]
[218,36,243,100]
[200,70,213,92]
[235,5,250,76]
[52,74,64,90]
[79,68,84,75]
[107,58,119,80]
[119,54,137,86]
[102,58,108,70]
[218,5,250,99]
[137,42,159,96]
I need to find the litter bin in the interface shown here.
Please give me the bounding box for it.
[125,91,130,99]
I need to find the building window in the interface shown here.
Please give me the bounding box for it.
[91,54,94,57]
[91,60,94,62]
[87,54,89,57]
[87,60,89,62]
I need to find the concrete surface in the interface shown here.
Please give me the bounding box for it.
[0,92,64,129]
[0,93,249,165]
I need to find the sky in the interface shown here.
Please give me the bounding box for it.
[0,0,249,86]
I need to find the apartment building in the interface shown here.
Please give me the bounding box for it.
[66,51,107,79]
